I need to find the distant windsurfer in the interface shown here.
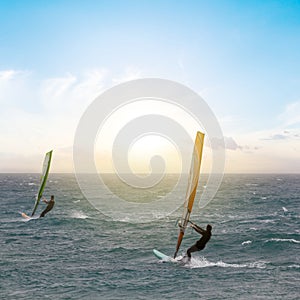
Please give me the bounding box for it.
[40,195,55,218]
[186,222,212,260]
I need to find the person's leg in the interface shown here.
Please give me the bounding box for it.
[39,208,48,218]
[39,205,53,218]
[187,245,199,258]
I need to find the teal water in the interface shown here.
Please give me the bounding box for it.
[0,174,299,299]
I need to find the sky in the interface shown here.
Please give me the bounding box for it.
[0,0,299,173]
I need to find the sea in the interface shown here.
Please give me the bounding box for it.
[0,174,299,299]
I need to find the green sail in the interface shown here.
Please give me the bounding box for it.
[31,150,53,216]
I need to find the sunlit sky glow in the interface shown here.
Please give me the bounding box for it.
[0,0,299,173]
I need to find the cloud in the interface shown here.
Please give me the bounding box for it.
[279,101,300,127]
[0,152,40,173]
[207,104,300,172]
[224,136,242,150]
[0,69,32,107]
[40,69,109,115]
[0,70,32,82]
[209,136,241,151]
[0,69,117,149]
[0,148,74,173]
[261,130,300,141]
[264,134,288,140]
[1,68,298,173]
[112,66,142,84]
[0,67,144,172]
[0,70,20,80]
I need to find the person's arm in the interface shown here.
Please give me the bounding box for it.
[42,198,49,204]
[191,223,205,235]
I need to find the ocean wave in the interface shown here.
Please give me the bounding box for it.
[287,264,300,269]
[259,219,276,224]
[189,257,267,269]
[242,240,252,245]
[70,211,89,219]
[266,238,300,244]
[20,216,39,222]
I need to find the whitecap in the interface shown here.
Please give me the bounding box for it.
[266,238,300,244]
[71,211,89,219]
[242,240,252,245]
[260,219,276,224]
[189,256,266,269]
[248,261,267,269]
[282,207,288,212]
[287,264,300,269]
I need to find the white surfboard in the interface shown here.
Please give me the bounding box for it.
[153,249,188,264]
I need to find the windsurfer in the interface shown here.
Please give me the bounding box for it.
[40,195,55,218]
[186,223,212,260]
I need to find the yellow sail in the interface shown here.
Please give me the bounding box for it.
[174,131,204,258]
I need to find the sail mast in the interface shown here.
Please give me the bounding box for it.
[174,132,204,258]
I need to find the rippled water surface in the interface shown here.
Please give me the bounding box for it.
[0,174,299,299]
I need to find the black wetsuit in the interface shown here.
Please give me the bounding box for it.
[187,228,211,258]
[40,200,55,218]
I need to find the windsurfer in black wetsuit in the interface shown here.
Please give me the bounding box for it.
[40,195,55,218]
[186,223,212,260]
